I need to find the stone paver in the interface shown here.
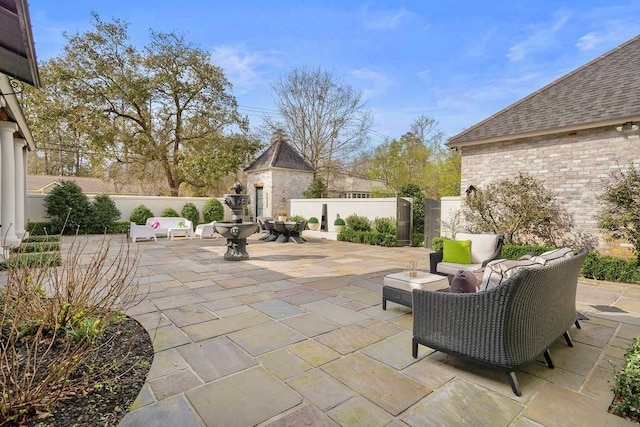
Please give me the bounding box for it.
[228,321,306,356]
[315,324,384,355]
[67,235,640,426]
[401,378,522,427]
[287,369,355,411]
[250,299,306,319]
[258,348,313,380]
[522,382,635,426]
[185,367,302,426]
[177,336,257,382]
[264,404,338,427]
[322,353,429,416]
[327,396,394,427]
[119,394,202,427]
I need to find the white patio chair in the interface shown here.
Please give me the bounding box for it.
[194,221,218,239]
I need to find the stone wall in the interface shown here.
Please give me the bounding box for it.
[459,126,640,254]
[246,168,313,217]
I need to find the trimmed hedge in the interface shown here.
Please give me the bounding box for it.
[11,242,60,253]
[24,234,60,243]
[337,229,396,247]
[28,221,57,236]
[0,251,61,271]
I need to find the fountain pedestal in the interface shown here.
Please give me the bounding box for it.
[214,182,258,261]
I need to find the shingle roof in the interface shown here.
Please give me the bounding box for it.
[448,34,640,146]
[244,138,314,172]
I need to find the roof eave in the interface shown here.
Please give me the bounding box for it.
[447,116,640,149]
[0,73,35,149]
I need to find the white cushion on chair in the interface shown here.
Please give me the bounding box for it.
[455,233,500,264]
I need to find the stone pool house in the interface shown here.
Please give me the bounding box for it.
[446,34,640,256]
[245,137,383,218]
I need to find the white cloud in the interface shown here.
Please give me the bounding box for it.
[350,68,394,99]
[506,12,570,61]
[209,44,282,95]
[363,7,410,31]
[576,27,636,51]
[416,69,430,80]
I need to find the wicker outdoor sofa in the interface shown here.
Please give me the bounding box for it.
[412,248,588,396]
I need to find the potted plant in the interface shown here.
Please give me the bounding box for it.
[334,216,346,233]
[308,216,320,231]
[278,211,288,221]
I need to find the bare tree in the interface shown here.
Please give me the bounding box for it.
[266,67,373,181]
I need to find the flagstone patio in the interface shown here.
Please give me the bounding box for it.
[103,233,640,426]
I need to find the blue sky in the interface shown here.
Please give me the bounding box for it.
[28,1,640,145]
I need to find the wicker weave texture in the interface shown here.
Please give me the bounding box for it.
[413,249,588,369]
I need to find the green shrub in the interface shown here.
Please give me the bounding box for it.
[345,214,371,232]
[373,217,395,235]
[27,222,55,236]
[334,217,346,226]
[500,244,554,260]
[89,193,121,234]
[23,234,60,243]
[181,202,200,226]
[129,205,154,225]
[161,207,180,217]
[203,198,224,222]
[11,242,60,253]
[44,180,92,234]
[611,337,640,421]
[289,215,306,222]
[308,217,319,224]
[0,251,61,271]
[105,221,131,234]
[337,229,396,247]
[411,233,424,247]
[432,237,444,252]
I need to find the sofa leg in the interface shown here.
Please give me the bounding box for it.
[574,319,581,329]
[382,298,387,310]
[507,372,522,396]
[563,331,574,347]
[543,349,555,369]
[412,338,418,358]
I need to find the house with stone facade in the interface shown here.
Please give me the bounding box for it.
[447,35,640,255]
[245,138,315,218]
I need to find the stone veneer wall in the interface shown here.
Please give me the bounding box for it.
[246,168,313,218]
[459,126,640,254]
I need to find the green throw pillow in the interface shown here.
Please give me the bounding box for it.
[443,239,472,264]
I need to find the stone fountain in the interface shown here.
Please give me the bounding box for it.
[214,182,258,261]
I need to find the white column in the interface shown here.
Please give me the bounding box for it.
[0,121,19,247]
[14,138,27,239]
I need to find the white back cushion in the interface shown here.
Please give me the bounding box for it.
[479,258,544,291]
[456,233,499,264]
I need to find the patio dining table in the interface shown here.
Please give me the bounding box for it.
[264,220,304,243]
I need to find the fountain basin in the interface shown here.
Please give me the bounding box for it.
[214,222,259,239]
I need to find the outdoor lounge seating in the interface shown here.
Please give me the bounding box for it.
[129,222,157,243]
[145,217,194,240]
[194,221,217,239]
[412,248,588,396]
[430,232,504,278]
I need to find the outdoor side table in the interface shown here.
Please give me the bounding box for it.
[382,271,449,310]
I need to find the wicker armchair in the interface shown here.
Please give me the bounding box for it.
[412,248,588,396]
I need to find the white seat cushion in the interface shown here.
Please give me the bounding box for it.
[436,262,483,276]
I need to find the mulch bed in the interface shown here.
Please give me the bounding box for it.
[20,316,154,427]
